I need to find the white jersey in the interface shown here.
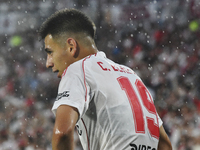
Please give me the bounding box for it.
[52,51,162,150]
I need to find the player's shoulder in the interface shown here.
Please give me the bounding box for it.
[82,51,104,63]
[71,51,105,70]
[61,61,82,79]
[61,52,99,78]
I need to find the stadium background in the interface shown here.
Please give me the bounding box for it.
[0,0,200,149]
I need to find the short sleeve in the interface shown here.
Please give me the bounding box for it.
[157,114,163,127]
[51,63,90,121]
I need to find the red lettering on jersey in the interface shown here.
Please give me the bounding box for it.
[111,65,119,71]
[117,76,160,139]
[119,66,124,72]
[135,80,159,139]
[118,77,145,133]
[97,62,109,71]
[126,68,133,74]
[111,65,132,74]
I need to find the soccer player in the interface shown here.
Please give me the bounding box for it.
[39,8,172,150]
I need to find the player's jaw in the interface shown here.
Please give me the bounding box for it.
[52,70,60,77]
[51,68,61,78]
[52,66,66,78]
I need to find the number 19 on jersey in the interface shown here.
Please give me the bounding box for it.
[117,76,159,139]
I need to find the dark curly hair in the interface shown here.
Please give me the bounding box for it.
[39,8,96,40]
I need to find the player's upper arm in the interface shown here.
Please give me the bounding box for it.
[157,125,172,150]
[54,105,79,134]
[52,105,79,150]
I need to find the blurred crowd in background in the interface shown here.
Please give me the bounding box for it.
[0,0,200,149]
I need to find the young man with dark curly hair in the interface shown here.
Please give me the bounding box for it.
[40,8,172,150]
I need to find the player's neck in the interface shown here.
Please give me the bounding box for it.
[76,38,98,60]
[79,45,98,59]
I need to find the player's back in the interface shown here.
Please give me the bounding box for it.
[77,52,161,150]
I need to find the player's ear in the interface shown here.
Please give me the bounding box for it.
[66,38,78,58]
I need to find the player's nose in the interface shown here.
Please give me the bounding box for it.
[46,55,53,68]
